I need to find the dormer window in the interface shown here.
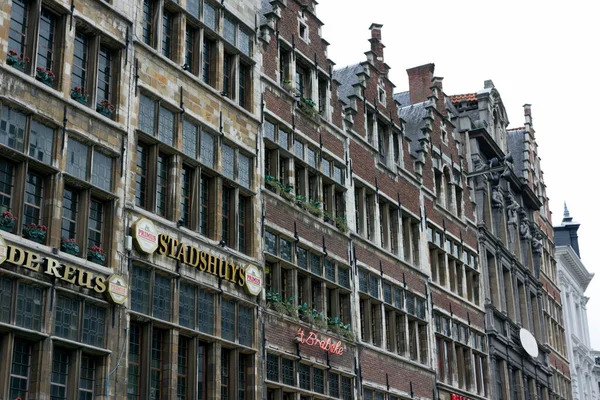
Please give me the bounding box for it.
[377,78,386,106]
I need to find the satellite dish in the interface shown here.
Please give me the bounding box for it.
[519,328,539,358]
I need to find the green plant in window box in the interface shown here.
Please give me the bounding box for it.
[307,199,322,217]
[35,66,55,87]
[96,99,115,118]
[312,309,328,330]
[265,175,279,192]
[22,223,47,243]
[87,245,105,265]
[323,211,334,224]
[6,49,29,71]
[295,195,307,209]
[334,215,348,233]
[298,303,314,324]
[0,211,17,232]
[60,237,80,256]
[298,97,319,119]
[70,86,88,105]
[280,183,295,202]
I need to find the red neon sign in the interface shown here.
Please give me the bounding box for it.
[296,328,344,355]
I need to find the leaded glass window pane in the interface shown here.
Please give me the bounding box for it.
[198,289,214,334]
[29,120,53,163]
[221,298,235,342]
[364,389,373,400]
[187,0,200,18]
[282,358,295,386]
[54,295,79,340]
[358,270,368,293]
[23,172,43,228]
[9,339,31,399]
[279,237,292,262]
[224,16,236,45]
[310,253,321,276]
[67,137,89,180]
[179,283,196,329]
[158,106,175,145]
[325,259,335,282]
[328,372,339,398]
[131,266,151,314]
[313,369,324,394]
[83,303,105,347]
[16,283,42,330]
[278,129,289,149]
[79,356,95,399]
[294,139,304,158]
[383,283,392,304]
[128,325,142,399]
[299,363,310,390]
[394,288,404,309]
[150,329,164,399]
[200,130,215,168]
[222,144,235,179]
[416,297,426,319]
[406,293,415,315]
[0,105,26,152]
[73,31,88,91]
[321,157,331,176]
[297,247,307,269]
[238,153,251,188]
[139,95,156,134]
[341,376,353,400]
[338,267,350,289]
[203,2,216,30]
[50,348,69,400]
[153,274,171,321]
[307,147,317,168]
[183,120,198,158]
[265,231,277,254]
[334,166,343,184]
[266,354,279,382]
[239,29,251,56]
[368,274,378,298]
[264,120,275,141]
[0,276,12,322]
[92,150,112,191]
[238,305,253,347]
[375,391,385,400]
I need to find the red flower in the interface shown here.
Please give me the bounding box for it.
[8,49,17,56]
[90,245,104,254]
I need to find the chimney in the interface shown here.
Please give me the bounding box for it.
[368,23,385,65]
[406,63,435,105]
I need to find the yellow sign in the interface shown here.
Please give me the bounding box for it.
[0,237,128,304]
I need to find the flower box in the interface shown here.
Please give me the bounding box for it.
[96,99,115,118]
[35,66,55,87]
[6,49,29,72]
[0,211,17,233]
[87,245,105,265]
[71,86,88,105]
[61,238,80,256]
[23,223,47,243]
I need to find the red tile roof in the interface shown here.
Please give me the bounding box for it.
[450,93,477,103]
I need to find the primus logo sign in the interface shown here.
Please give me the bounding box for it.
[133,219,262,296]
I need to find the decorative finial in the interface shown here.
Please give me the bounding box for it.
[562,202,574,224]
[564,201,570,219]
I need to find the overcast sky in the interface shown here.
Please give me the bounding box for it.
[317,0,600,349]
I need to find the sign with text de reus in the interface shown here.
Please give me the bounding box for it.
[132,218,159,254]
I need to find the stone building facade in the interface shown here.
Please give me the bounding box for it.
[555,207,597,400]
[0,0,570,399]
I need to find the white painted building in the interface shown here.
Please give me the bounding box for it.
[555,206,599,400]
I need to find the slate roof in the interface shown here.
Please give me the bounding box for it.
[393,91,410,107]
[259,0,275,28]
[333,64,364,105]
[399,101,430,157]
[507,128,526,178]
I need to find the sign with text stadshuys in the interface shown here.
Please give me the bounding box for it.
[132,218,262,296]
